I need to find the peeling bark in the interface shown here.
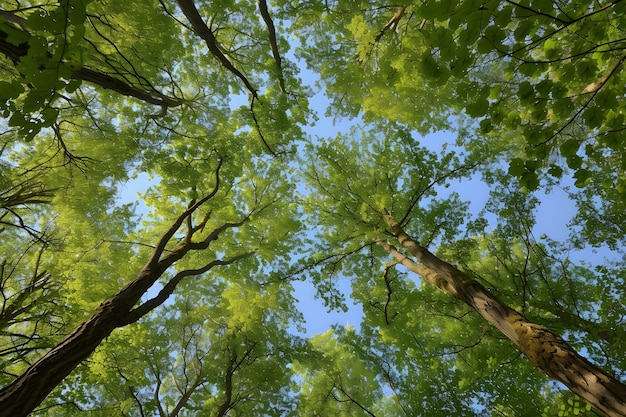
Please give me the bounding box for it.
[377,212,626,417]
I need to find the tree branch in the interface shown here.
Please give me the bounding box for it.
[0,23,183,109]
[122,252,254,325]
[175,0,258,98]
[377,211,626,417]
[257,0,286,92]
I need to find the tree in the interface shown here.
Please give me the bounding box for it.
[31,279,304,417]
[0,0,625,416]
[299,130,626,416]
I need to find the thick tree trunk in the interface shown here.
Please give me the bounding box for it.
[377,212,626,417]
[0,170,247,417]
[0,263,167,417]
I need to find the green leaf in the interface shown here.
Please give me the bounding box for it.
[41,107,59,127]
[65,79,82,93]
[595,90,619,110]
[521,171,539,190]
[517,81,535,104]
[1,20,29,45]
[466,99,489,117]
[508,158,526,176]
[573,169,592,187]
[582,105,604,127]
[547,165,563,178]
[559,139,579,158]
[0,81,24,101]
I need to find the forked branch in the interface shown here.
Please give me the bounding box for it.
[0,159,260,417]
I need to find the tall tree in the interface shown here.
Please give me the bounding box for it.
[286,0,626,244]
[299,130,626,416]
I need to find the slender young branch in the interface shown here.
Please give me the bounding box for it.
[122,252,254,324]
[146,158,222,268]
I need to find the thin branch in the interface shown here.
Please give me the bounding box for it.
[336,385,377,417]
[146,157,222,268]
[250,98,279,156]
[123,252,253,324]
[505,0,569,24]
[535,53,626,147]
[0,20,183,108]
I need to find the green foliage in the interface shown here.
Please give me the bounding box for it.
[0,0,91,140]
[0,1,625,416]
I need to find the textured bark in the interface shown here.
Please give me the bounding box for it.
[378,212,626,417]
[257,0,286,92]
[175,0,257,98]
[0,163,253,417]
[0,264,168,417]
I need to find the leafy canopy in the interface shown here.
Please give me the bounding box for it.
[0,0,625,416]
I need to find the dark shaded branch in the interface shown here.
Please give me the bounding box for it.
[175,0,257,98]
[508,0,624,56]
[250,99,278,156]
[146,158,222,268]
[381,263,396,325]
[212,345,255,417]
[0,158,258,417]
[168,375,203,417]
[72,63,182,108]
[335,384,377,417]
[505,0,569,23]
[257,0,286,92]
[0,23,182,108]
[122,252,253,325]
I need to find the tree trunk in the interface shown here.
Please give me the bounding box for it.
[377,212,626,417]
[0,263,166,417]
[0,174,248,417]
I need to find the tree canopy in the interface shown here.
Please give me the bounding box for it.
[0,0,625,416]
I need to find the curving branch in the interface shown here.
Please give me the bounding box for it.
[381,262,398,325]
[174,0,257,98]
[257,0,286,92]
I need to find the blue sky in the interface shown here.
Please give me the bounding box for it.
[114,44,615,339]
